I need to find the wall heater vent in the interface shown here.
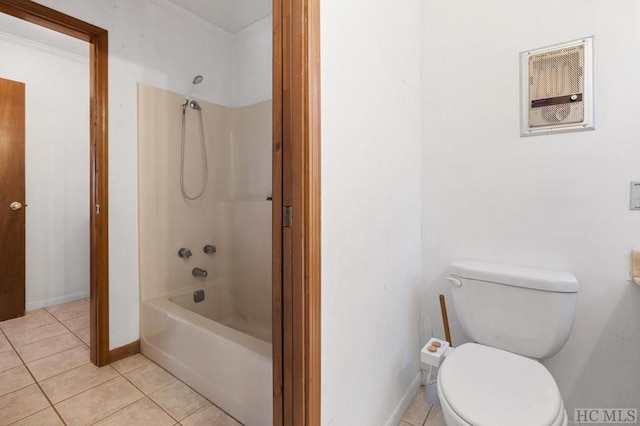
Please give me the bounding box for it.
[520,37,594,136]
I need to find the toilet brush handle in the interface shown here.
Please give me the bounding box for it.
[439,294,453,347]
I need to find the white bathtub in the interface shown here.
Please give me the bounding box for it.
[141,282,273,425]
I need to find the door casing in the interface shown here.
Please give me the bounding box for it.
[0,0,110,367]
[273,0,321,423]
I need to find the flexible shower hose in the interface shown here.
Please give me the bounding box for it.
[180,104,208,200]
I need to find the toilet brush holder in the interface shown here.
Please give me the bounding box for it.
[425,379,440,406]
[421,338,450,368]
[421,338,452,407]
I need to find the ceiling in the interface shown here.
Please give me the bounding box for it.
[169,0,272,33]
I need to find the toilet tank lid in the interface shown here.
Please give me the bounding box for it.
[450,260,579,293]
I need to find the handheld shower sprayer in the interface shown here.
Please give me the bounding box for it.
[183,75,204,109]
[180,74,208,201]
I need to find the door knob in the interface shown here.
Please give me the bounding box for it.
[10,202,22,211]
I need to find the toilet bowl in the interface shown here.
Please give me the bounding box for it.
[438,260,578,426]
[436,343,566,426]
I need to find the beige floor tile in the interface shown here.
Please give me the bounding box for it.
[0,350,22,373]
[55,377,144,426]
[0,333,11,352]
[59,314,89,331]
[400,422,414,426]
[45,299,87,314]
[73,327,91,345]
[9,407,64,426]
[26,345,90,381]
[40,363,120,404]
[0,311,57,335]
[0,384,50,426]
[181,403,241,426]
[94,397,176,426]
[0,365,34,397]
[4,323,69,348]
[16,333,84,363]
[125,361,176,394]
[149,380,208,421]
[46,301,89,322]
[424,405,446,426]
[110,353,150,374]
[402,387,431,426]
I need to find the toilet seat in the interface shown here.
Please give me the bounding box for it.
[437,343,566,426]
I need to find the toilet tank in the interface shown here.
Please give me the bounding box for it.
[448,260,578,359]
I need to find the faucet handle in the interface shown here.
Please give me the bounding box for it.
[203,245,216,255]
[178,248,192,258]
[192,267,208,278]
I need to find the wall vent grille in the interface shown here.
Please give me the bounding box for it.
[520,37,594,136]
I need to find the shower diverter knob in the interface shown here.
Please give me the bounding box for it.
[178,248,192,258]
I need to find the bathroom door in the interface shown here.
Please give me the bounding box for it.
[0,77,26,322]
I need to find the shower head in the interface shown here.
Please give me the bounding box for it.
[184,75,204,104]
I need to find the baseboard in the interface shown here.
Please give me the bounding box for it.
[109,340,140,363]
[385,372,422,426]
[26,291,89,312]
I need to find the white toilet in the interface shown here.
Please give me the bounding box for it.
[437,260,578,426]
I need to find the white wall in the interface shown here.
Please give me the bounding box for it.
[321,1,423,424]
[231,15,272,107]
[31,0,234,349]
[0,27,90,310]
[422,0,640,419]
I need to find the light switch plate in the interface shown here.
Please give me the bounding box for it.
[630,182,640,210]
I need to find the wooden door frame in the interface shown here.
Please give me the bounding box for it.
[273,0,321,424]
[0,0,110,367]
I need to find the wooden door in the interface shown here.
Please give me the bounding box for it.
[0,77,26,322]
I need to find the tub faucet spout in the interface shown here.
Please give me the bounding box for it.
[192,267,208,278]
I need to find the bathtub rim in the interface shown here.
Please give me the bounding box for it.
[142,294,272,359]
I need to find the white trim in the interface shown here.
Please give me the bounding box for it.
[385,372,422,426]
[26,291,89,311]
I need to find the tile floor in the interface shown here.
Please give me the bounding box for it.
[0,299,240,426]
[2,299,447,426]
[399,386,446,426]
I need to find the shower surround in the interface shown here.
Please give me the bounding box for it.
[137,84,272,425]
